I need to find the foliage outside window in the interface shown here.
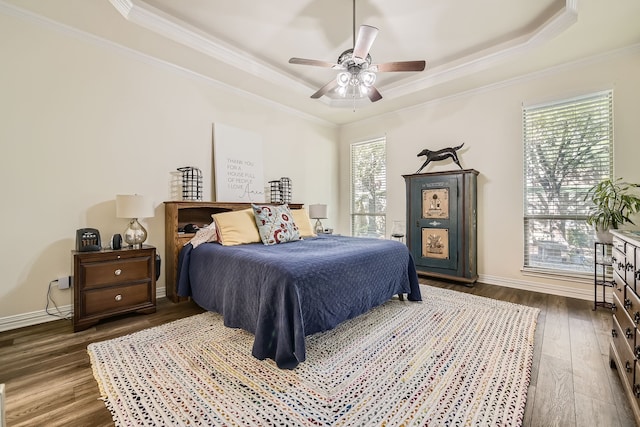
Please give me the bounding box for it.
[523,91,613,274]
[351,137,386,237]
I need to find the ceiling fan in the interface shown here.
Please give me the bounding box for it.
[288,0,426,103]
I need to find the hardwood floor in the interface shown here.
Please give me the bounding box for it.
[0,279,636,426]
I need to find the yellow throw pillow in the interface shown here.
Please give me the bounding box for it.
[212,208,261,246]
[291,208,317,238]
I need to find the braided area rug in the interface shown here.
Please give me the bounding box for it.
[88,285,539,426]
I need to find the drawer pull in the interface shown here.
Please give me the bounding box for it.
[612,328,618,338]
[635,346,640,359]
[624,298,632,310]
[635,384,640,398]
[635,312,640,325]
[115,294,123,302]
[626,361,632,373]
[636,270,640,281]
[114,269,122,276]
[627,262,634,271]
[626,327,634,339]
[611,303,617,312]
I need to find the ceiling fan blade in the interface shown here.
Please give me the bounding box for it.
[352,25,378,59]
[289,58,341,69]
[311,79,339,99]
[373,60,427,72]
[367,86,383,102]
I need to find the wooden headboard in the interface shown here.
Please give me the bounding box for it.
[163,201,303,302]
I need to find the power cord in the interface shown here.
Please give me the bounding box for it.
[46,280,73,320]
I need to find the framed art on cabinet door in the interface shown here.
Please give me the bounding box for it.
[422,188,449,219]
[422,228,449,259]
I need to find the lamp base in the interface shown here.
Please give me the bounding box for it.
[314,219,324,235]
[123,218,147,249]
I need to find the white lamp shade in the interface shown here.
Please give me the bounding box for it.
[308,204,327,219]
[116,194,154,219]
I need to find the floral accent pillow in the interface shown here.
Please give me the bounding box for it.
[251,204,301,245]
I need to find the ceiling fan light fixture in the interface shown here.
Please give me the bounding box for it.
[361,70,376,87]
[337,72,351,87]
[288,0,426,105]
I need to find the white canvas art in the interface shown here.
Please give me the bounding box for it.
[212,124,265,203]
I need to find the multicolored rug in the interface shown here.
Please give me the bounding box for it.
[88,285,539,426]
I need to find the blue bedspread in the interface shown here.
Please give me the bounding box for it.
[177,234,421,369]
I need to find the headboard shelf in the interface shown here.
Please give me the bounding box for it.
[164,201,303,302]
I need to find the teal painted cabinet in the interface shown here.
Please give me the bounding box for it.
[403,169,479,284]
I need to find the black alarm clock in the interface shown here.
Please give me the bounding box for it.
[76,228,101,252]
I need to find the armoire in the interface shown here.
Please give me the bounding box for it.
[403,169,479,284]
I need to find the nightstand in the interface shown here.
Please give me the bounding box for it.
[72,245,156,332]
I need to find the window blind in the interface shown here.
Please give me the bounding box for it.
[350,137,387,237]
[522,90,613,272]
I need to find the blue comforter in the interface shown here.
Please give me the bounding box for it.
[177,234,421,369]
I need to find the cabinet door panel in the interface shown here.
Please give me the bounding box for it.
[410,175,458,270]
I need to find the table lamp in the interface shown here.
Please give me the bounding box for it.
[309,204,327,234]
[116,194,154,249]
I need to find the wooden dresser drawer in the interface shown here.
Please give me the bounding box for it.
[83,282,151,317]
[613,313,636,390]
[80,257,151,288]
[613,237,626,253]
[613,246,627,282]
[625,284,640,325]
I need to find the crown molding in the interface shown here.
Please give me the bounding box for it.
[385,0,578,100]
[345,42,639,129]
[108,0,579,104]
[0,0,335,127]
[109,0,312,97]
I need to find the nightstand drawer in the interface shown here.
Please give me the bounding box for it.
[73,246,156,332]
[83,282,151,316]
[81,257,151,288]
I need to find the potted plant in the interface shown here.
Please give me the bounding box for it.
[585,178,640,242]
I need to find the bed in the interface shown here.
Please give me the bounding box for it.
[173,205,421,369]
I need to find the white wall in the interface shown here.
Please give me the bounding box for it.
[0,11,338,325]
[339,47,640,299]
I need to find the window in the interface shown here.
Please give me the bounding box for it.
[523,91,613,274]
[351,137,386,237]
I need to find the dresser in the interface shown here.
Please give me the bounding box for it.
[72,246,156,331]
[610,229,640,425]
[403,169,479,284]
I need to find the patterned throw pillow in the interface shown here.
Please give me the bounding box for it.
[251,204,301,245]
[186,223,217,248]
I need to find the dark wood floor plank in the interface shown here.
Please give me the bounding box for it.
[0,280,636,426]
[540,295,572,362]
[575,391,625,427]
[567,298,616,404]
[530,354,576,427]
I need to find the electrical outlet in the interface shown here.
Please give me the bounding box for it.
[57,276,71,290]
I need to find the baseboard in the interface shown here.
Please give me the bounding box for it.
[478,274,595,301]
[0,278,597,332]
[0,286,166,333]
